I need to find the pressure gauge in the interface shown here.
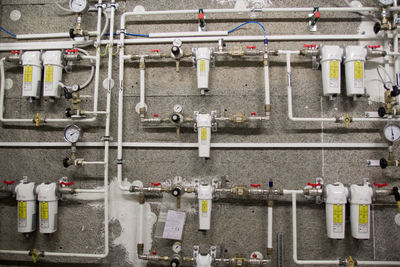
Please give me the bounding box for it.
[172,242,182,254]
[379,0,394,6]
[383,124,400,142]
[64,124,82,143]
[173,39,182,48]
[71,84,80,92]
[173,104,183,113]
[69,0,89,13]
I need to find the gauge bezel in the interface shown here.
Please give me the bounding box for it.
[64,124,82,143]
[69,0,89,13]
[379,0,394,6]
[383,123,400,143]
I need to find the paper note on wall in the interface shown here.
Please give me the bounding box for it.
[162,210,186,240]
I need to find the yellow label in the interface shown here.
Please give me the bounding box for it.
[24,66,32,83]
[45,65,53,83]
[40,202,49,220]
[201,128,207,140]
[354,61,363,79]
[359,205,368,224]
[202,200,208,212]
[329,61,339,79]
[333,204,343,224]
[18,201,27,219]
[199,60,206,71]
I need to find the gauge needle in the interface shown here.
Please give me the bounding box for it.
[392,127,394,140]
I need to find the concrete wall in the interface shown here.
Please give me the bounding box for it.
[0,0,399,266]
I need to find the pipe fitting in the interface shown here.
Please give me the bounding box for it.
[138,193,145,204]
[232,185,249,196]
[137,243,144,256]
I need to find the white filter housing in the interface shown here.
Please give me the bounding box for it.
[320,46,343,97]
[36,183,58,234]
[344,46,367,98]
[197,184,213,230]
[349,183,373,239]
[194,48,211,93]
[21,51,42,99]
[196,113,212,158]
[42,51,63,98]
[15,182,36,234]
[325,182,348,239]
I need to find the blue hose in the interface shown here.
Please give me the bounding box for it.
[0,26,16,38]
[104,32,149,37]
[228,21,267,38]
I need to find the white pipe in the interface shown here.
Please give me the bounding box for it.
[81,161,106,165]
[264,64,270,117]
[102,34,382,46]
[0,41,77,51]
[74,189,105,193]
[15,32,98,40]
[140,61,145,107]
[267,205,273,253]
[149,31,228,38]
[0,142,388,148]
[138,204,144,244]
[357,261,400,266]
[291,193,341,265]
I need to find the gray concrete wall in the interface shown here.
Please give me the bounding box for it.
[0,0,399,266]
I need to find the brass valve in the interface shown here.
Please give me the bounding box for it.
[232,185,249,196]
[232,112,246,123]
[34,113,41,127]
[347,256,356,267]
[231,255,247,266]
[343,113,352,128]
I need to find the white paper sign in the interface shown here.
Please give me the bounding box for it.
[162,210,186,240]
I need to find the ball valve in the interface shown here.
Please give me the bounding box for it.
[36,183,58,234]
[320,45,343,99]
[324,182,348,239]
[21,51,42,102]
[349,181,373,239]
[14,181,37,234]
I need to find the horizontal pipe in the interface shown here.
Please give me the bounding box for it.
[0,250,107,258]
[149,31,228,38]
[15,31,97,40]
[357,261,400,265]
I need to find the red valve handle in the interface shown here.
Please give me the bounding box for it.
[151,182,161,186]
[3,180,15,185]
[246,46,256,49]
[151,49,160,52]
[368,45,381,49]
[61,181,74,186]
[373,182,387,188]
[307,182,321,188]
[251,112,256,116]
[66,49,78,53]
[314,11,321,18]
[151,251,157,255]
[304,44,317,48]
[252,254,258,258]
[11,50,21,55]
[153,113,159,117]
[198,13,205,19]
[251,184,261,188]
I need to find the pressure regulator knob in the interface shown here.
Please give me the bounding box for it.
[170,258,180,267]
[172,187,181,197]
[380,158,388,169]
[171,114,180,123]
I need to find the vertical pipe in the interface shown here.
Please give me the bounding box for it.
[140,60,145,106]
[138,203,144,244]
[0,58,5,121]
[264,64,270,118]
[267,201,273,255]
[92,1,103,114]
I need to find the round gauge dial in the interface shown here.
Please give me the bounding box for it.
[69,0,89,13]
[383,124,400,142]
[172,242,182,253]
[379,0,394,6]
[64,124,82,143]
[173,104,183,113]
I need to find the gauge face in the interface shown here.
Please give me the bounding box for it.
[69,0,89,13]
[383,124,400,142]
[173,39,182,48]
[64,124,81,143]
[379,0,394,6]
[172,242,182,253]
[173,104,183,113]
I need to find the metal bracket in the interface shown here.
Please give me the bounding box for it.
[211,110,218,132]
[107,3,119,9]
[115,159,125,165]
[94,3,106,9]
[101,136,113,142]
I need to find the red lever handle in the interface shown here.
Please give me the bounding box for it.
[373,182,387,188]
[66,49,78,53]
[11,50,21,55]
[151,182,161,186]
[304,44,317,48]
[251,184,261,188]
[3,180,15,185]
[153,113,159,118]
[198,13,205,19]
[246,46,256,49]
[252,254,258,258]
[307,182,321,188]
[61,181,74,186]
[151,49,160,52]
[368,45,381,49]
[314,11,321,18]
[151,251,157,255]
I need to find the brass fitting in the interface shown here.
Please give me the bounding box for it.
[138,193,145,204]
[34,113,41,127]
[139,107,146,115]
[232,112,246,123]
[137,243,144,255]
[139,59,145,70]
[229,46,244,57]
[231,255,247,266]
[346,256,356,267]
[267,248,273,256]
[343,113,352,128]
[265,104,271,112]
[232,185,249,196]
[268,200,274,207]
[263,58,269,66]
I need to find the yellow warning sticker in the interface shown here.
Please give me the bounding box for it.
[18,201,27,219]
[199,60,206,71]
[45,65,54,83]
[359,205,368,224]
[202,200,208,213]
[24,66,32,83]
[40,202,49,220]
[333,204,343,224]
[201,128,207,140]
[354,61,363,79]
[329,61,339,79]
